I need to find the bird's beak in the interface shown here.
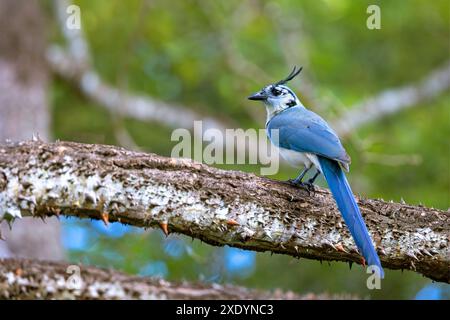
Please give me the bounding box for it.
[248,91,267,101]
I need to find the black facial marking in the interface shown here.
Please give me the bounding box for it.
[271,86,282,96]
[286,100,296,107]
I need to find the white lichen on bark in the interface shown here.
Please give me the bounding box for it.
[0,140,448,282]
[2,258,326,300]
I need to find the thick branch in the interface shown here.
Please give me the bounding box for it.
[2,258,336,299]
[0,141,448,282]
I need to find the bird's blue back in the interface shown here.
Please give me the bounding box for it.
[267,106,350,169]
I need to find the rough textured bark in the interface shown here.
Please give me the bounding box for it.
[0,0,63,260]
[0,258,356,300]
[0,140,448,283]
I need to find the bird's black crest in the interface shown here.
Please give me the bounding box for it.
[275,66,303,86]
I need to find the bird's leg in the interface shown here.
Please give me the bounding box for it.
[288,167,309,186]
[304,170,321,191]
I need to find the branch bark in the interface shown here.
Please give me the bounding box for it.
[2,258,344,299]
[0,141,448,283]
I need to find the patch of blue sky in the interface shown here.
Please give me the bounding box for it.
[224,246,256,278]
[163,238,186,259]
[90,220,142,237]
[61,223,92,251]
[415,283,450,300]
[61,217,142,251]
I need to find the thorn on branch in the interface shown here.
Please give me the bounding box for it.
[159,222,169,236]
[361,257,366,268]
[101,212,109,226]
[335,243,348,253]
[226,219,239,226]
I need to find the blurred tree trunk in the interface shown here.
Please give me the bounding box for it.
[0,0,64,260]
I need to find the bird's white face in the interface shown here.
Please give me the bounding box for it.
[249,84,300,121]
[248,66,303,121]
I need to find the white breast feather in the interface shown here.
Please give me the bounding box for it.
[277,147,322,172]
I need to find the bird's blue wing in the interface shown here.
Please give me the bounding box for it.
[267,106,350,167]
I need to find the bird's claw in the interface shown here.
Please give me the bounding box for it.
[304,181,316,192]
[287,179,316,194]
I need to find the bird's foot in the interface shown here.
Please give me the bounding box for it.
[303,181,316,193]
[305,178,317,191]
[287,179,315,194]
[287,178,302,186]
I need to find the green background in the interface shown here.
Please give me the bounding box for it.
[49,0,449,299]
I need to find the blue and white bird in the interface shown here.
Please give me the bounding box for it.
[248,66,384,277]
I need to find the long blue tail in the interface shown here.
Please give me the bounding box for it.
[318,156,384,278]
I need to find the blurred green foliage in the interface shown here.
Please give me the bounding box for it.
[49,0,449,299]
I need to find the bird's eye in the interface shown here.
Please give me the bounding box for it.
[271,87,282,96]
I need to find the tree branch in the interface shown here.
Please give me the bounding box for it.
[47,45,222,131]
[0,141,448,282]
[49,0,449,141]
[332,61,450,137]
[47,0,237,155]
[48,0,224,133]
[2,258,343,299]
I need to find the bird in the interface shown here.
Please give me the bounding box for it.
[248,66,384,278]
